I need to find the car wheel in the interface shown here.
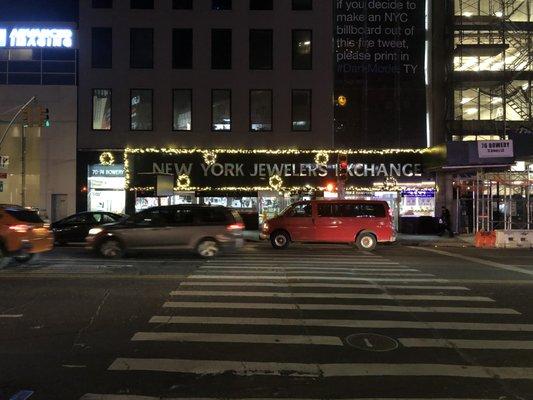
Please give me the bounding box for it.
[271,231,290,249]
[98,239,124,259]
[356,232,377,251]
[197,239,219,258]
[14,253,38,264]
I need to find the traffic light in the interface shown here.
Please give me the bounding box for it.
[39,106,50,127]
[338,153,348,181]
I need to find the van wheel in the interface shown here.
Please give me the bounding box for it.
[356,232,377,251]
[197,239,219,258]
[271,231,290,249]
[98,239,124,258]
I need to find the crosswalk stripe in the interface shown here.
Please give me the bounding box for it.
[399,338,533,349]
[131,332,343,346]
[199,266,413,271]
[188,275,449,282]
[107,358,533,379]
[206,261,400,265]
[169,291,493,302]
[149,315,533,332]
[162,301,519,314]
[80,395,498,400]
[0,314,23,318]
[179,281,470,290]
[195,272,433,277]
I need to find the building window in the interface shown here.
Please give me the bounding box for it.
[91,28,112,68]
[92,89,112,131]
[212,0,231,10]
[250,90,272,132]
[172,29,193,69]
[131,0,153,9]
[173,89,192,131]
[292,89,311,131]
[212,89,231,131]
[292,0,312,10]
[250,0,272,10]
[93,0,113,8]
[130,28,153,69]
[292,30,312,70]
[211,29,231,70]
[173,0,192,9]
[249,29,273,70]
[130,89,153,131]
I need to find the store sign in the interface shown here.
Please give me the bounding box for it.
[88,164,124,178]
[0,27,75,48]
[478,140,514,158]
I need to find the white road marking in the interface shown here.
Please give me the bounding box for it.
[170,290,493,302]
[162,301,518,314]
[196,271,433,277]
[200,266,413,271]
[80,395,497,400]
[131,332,343,346]
[0,314,23,318]
[205,261,400,265]
[149,315,533,332]
[399,338,533,349]
[108,358,533,379]
[188,275,445,282]
[412,247,533,277]
[180,281,470,290]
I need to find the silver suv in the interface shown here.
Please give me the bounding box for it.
[86,205,244,258]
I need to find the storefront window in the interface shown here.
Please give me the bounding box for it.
[130,89,153,131]
[87,164,125,214]
[92,89,112,130]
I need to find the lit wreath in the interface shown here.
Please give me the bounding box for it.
[99,152,115,165]
[383,177,398,190]
[202,151,217,166]
[177,174,191,190]
[269,174,283,191]
[314,151,329,166]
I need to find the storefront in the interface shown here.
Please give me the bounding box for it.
[110,147,437,229]
[87,162,126,214]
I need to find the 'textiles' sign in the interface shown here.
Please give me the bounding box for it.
[0,27,75,48]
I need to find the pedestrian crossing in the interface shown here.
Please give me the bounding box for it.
[80,249,533,399]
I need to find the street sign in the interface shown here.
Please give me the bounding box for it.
[0,156,9,169]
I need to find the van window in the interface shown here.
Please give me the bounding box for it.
[288,203,312,217]
[196,208,230,224]
[354,203,386,218]
[5,209,43,223]
[317,203,386,218]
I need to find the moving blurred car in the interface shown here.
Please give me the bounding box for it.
[261,199,396,251]
[0,204,54,264]
[86,205,244,258]
[51,211,125,244]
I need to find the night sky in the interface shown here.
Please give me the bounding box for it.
[0,0,78,22]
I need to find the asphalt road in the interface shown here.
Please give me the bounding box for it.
[1,243,533,400]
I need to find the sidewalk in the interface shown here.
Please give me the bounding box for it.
[243,231,475,248]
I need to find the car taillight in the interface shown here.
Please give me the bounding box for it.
[227,222,245,231]
[388,208,393,218]
[9,224,31,233]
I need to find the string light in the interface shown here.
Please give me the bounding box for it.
[269,175,283,191]
[99,152,115,165]
[202,151,217,166]
[176,174,191,190]
[314,151,329,166]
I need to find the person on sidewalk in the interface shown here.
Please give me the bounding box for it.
[439,206,454,238]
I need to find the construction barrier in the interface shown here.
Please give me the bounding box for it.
[495,230,533,249]
[474,231,496,248]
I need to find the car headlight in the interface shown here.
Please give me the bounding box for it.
[88,227,103,235]
[263,223,269,231]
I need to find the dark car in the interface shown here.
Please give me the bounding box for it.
[51,211,125,244]
[86,205,244,258]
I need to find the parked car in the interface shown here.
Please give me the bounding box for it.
[86,205,244,258]
[0,204,54,265]
[260,199,396,251]
[51,211,125,244]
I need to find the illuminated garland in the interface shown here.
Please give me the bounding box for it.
[314,151,329,166]
[269,175,283,191]
[99,152,115,165]
[125,147,430,155]
[176,174,191,190]
[202,151,217,166]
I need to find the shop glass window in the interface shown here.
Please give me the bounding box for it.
[288,203,312,217]
[292,0,312,10]
[292,30,312,70]
[211,29,232,69]
[211,89,231,131]
[250,90,272,132]
[212,0,231,10]
[92,89,112,131]
[91,27,112,68]
[173,89,192,131]
[249,29,273,70]
[250,0,272,10]
[292,89,311,131]
[172,29,193,69]
[130,28,153,69]
[93,0,112,8]
[173,0,193,9]
[130,89,153,131]
[131,0,153,9]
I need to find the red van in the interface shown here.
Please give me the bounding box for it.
[261,200,396,251]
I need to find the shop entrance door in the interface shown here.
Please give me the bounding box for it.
[51,194,68,222]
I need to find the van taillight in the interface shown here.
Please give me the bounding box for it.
[227,222,245,231]
[9,224,31,233]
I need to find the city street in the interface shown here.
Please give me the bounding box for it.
[1,243,533,399]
